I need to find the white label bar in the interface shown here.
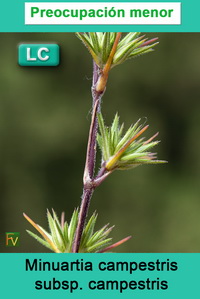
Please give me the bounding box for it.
[25,2,181,25]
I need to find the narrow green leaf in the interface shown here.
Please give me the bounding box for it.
[135,141,160,153]
[106,32,117,60]
[52,209,62,231]
[54,221,66,252]
[118,123,124,140]
[47,210,57,234]
[63,222,69,245]
[110,32,117,44]
[26,230,53,251]
[84,213,97,240]
[113,37,144,65]
[76,33,100,65]
[117,162,140,170]
[142,159,167,164]
[80,213,97,249]
[124,139,144,154]
[87,238,112,253]
[115,121,141,153]
[111,113,119,133]
[117,32,140,48]
[68,209,78,248]
[86,224,109,246]
[76,33,95,53]
[47,210,65,251]
[90,33,100,53]
[96,32,104,41]
[101,226,114,239]
[101,32,110,63]
[121,152,148,161]
[111,113,120,149]
[107,126,114,156]
[37,225,52,241]
[130,43,158,58]
[97,133,102,149]
[97,113,110,161]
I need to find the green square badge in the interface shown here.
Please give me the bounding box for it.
[5,232,20,247]
[18,44,60,66]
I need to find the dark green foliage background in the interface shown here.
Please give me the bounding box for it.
[0,33,199,252]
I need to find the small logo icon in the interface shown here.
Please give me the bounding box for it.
[18,44,60,66]
[5,232,20,247]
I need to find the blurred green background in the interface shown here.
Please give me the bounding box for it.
[0,33,200,253]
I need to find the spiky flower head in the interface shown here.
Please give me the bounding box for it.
[76,32,158,69]
[24,210,130,253]
[97,113,166,171]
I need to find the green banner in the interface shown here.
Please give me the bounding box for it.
[0,0,200,32]
[1,253,199,298]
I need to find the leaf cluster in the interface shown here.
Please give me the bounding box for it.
[97,113,165,171]
[76,32,158,69]
[26,210,113,253]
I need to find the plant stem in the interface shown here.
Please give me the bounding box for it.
[72,62,102,253]
[72,187,94,253]
[84,62,103,183]
[72,34,122,253]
